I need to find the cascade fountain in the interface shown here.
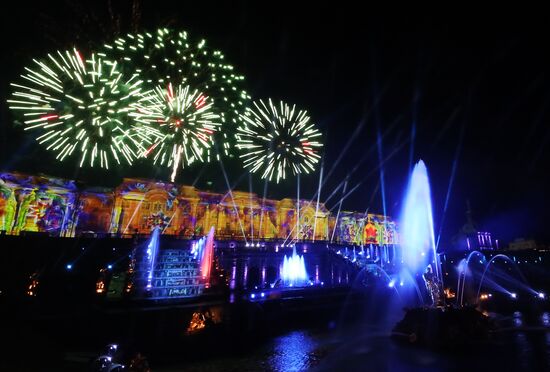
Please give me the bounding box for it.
[134,226,214,299]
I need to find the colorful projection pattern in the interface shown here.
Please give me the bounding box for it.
[0,172,398,245]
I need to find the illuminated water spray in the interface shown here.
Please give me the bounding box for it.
[191,226,215,286]
[399,160,442,297]
[200,227,215,285]
[281,246,308,287]
[145,226,161,290]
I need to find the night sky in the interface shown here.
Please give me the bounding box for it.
[1,2,549,245]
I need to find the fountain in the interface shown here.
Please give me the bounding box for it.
[475,254,537,303]
[132,226,215,299]
[281,246,308,287]
[456,250,485,306]
[391,160,490,347]
[398,160,441,302]
[453,250,536,307]
[193,226,215,286]
[145,226,161,290]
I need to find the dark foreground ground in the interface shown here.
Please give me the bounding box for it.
[3,289,550,372]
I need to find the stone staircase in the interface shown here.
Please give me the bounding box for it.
[134,248,205,299]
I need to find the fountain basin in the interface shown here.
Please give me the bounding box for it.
[391,305,491,348]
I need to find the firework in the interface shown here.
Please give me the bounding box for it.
[131,83,220,181]
[236,99,322,183]
[101,28,250,156]
[7,49,145,169]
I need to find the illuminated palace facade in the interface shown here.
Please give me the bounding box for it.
[0,172,398,245]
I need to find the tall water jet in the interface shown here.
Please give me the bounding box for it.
[192,226,215,286]
[145,226,161,290]
[200,227,215,285]
[281,246,308,287]
[392,161,492,347]
[399,160,442,303]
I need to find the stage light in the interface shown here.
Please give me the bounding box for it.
[538,292,545,299]
[510,293,517,299]
[66,264,73,270]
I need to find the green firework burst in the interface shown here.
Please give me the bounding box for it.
[8,49,145,169]
[101,28,251,156]
[131,83,220,181]
[236,99,323,183]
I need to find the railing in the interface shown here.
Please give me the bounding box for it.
[2,229,399,249]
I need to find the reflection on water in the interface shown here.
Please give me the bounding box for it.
[269,331,326,371]
[513,311,523,327]
[168,329,329,372]
[170,311,550,371]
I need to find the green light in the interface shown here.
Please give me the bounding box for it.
[8,49,144,169]
[98,28,251,156]
[236,99,323,183]
[130,83,221,182]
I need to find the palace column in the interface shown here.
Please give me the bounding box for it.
[109,192,124,234]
